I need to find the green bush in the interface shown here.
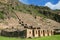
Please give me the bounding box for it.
[0,11,4,19]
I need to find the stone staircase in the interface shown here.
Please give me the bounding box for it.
[14,11,43,29]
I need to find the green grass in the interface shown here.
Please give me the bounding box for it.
[0,35,60,40]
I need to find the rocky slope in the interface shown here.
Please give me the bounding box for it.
[0,0,60,30]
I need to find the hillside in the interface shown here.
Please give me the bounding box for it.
[0,0,60,22]
[0,0,60,30]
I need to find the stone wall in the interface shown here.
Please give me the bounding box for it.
[25,29,54,38]
[0,29,54,38]
[0,30,1,36]
[26,29,33,38]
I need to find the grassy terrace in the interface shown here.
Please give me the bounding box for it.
[0,35,60,40]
